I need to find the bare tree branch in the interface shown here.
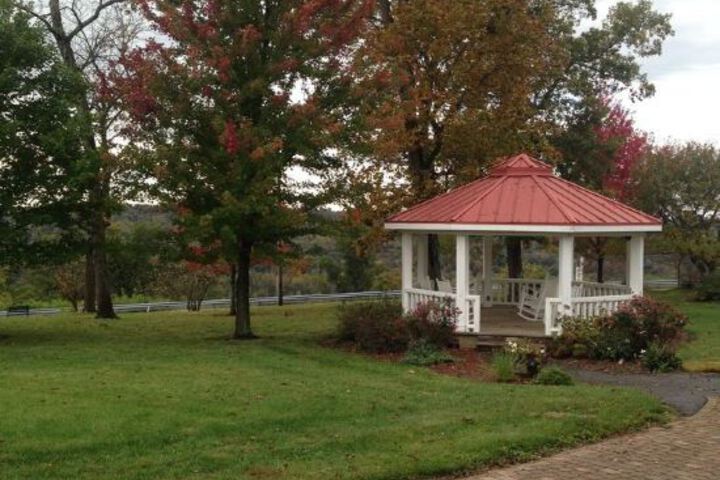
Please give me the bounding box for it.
[67,0,126,39]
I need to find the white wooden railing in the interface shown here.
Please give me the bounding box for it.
[406,278,634,337]
[543,294,634,336]
[572,281,631,297]
[403,288,481,334]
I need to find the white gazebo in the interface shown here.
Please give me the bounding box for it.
[385,154,662,337]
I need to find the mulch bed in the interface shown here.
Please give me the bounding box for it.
[551,357,646,374]
[430,349,497,382]
[324,338,650,381]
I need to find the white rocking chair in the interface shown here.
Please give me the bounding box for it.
[436,279,454,293]
[517,278,557,322]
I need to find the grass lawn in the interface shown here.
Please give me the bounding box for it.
[649,289,720,372]
[0,303,666,480]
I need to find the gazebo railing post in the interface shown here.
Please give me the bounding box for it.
[401,232,413,313]
[456,234,470,333]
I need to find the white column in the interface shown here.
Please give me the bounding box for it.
[627,235,645,295]
[456,234,470,332]
[401,232,413,312]
[416,234,429,286]
[558,235,575,316]
[482,236,493,306]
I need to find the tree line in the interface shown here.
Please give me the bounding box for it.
[2,0,719,337]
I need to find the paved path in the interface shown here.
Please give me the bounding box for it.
[566,369,720,415]
[467,397,720,480]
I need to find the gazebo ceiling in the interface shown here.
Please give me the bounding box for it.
[385,153,662,235]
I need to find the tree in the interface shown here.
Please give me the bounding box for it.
[555,97,648,282]
[16,0,146,318]
[634,143,720,280]
[53,260,85,311]
[0,0,89,267]
[345,0,672,278]
[117,0,373,338]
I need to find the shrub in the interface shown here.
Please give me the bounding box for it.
[336,300,408,353]
[405,299,458,348]
[402,339,454,366]
[535,366,574,386]
[491,352,516,383]
[696,271,720,301]
[555,296,687,363]
[641,341,682,372]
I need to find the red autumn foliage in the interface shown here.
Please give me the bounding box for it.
[596,100,649,201]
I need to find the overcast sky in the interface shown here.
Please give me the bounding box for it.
[598,0,720,145]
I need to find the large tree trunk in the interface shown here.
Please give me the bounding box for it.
[229,264,237,315]
[506,237,523,302]
[596,255,605,283]
[592,237,607,284]
[93,214,116,319]
[276,263,284,306]
[234,239,256,339]
[83,250,96,312]
[427,234,442,281]
[506,237,523,278]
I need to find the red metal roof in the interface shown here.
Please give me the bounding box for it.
[386,154,661,229]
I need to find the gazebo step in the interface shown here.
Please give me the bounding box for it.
[475,335,509,350]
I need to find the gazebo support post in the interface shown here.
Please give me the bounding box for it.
[401,232,413,312]
[456,234,470,333]
[627,235,645,295]
[482,236,493,306]
[416,234,429,287]
[558,235,575,317]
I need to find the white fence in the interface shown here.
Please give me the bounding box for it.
[2,290,402,317]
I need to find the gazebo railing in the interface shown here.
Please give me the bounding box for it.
[403,288,481,334]
[544,294,634,335]
[572,280,631,297]
[479,278,631,306]
[478,278,544,305]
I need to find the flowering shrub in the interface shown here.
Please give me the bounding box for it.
[553,296,687,364]
[336,298,459,354]
[504,338,547,377]
[337,300,408,353]
[405,299,458,348]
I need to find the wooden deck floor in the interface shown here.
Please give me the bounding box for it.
[480,306,546,337]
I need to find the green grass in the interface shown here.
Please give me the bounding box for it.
[0,304,666,480]
[650,289,720,372]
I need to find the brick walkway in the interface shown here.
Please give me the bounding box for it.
[468,397,720,480]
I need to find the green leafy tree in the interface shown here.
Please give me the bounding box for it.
[0,0,89,267]
[15,0,147,318]
[634,143,720,279]
[116,0,372,338]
